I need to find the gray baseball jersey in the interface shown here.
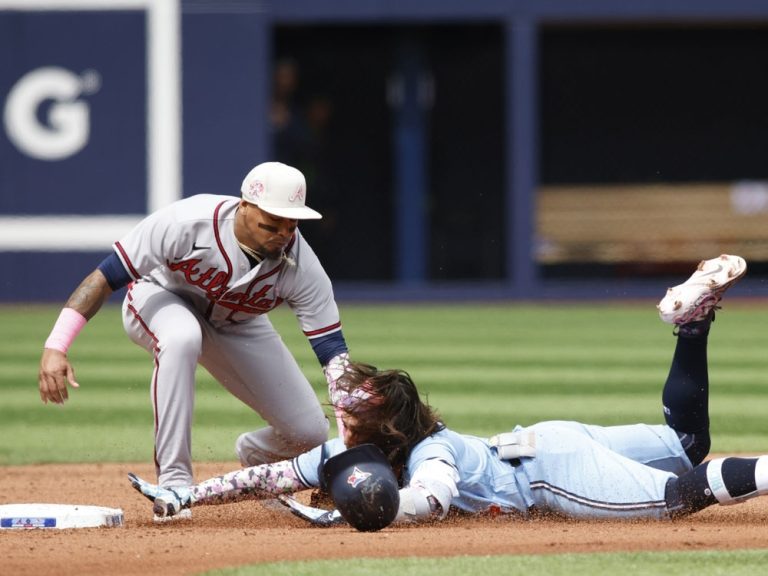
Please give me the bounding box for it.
[114,194,340,332]
[113,194,342,487]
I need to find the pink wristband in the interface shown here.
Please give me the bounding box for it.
[44,308,88,353]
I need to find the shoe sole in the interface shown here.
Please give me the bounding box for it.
[153,507,192,524]
[657,254,746,324]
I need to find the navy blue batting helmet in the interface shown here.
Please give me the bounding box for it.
[322,444,400,532]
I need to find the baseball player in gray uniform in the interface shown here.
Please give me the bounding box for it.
[39,162,352,517]
[129,255,768,527]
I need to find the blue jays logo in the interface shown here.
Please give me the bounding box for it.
[347,466,372,488]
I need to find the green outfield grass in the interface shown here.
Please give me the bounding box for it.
[206,550,768,576]
[2,300,767,465]
[4,301,768,576]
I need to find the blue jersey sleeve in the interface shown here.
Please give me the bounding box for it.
[406,432,459,480]
[97,252,133,291]
[310,330,349,366]
[292,437,347,487]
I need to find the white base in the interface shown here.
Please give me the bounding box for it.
[0,503,124,529]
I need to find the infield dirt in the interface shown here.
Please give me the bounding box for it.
[2,461,768,576]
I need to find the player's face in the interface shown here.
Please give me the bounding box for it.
[239,202,298,259]
[341,414,361,447]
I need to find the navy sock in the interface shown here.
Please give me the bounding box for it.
[662,331,710,464]
[675,316,713,339]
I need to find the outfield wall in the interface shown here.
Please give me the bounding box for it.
[3,1,768,302]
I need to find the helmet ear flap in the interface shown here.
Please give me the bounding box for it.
[322,444,400,532]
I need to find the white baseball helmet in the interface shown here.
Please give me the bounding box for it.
[240,162,322,220]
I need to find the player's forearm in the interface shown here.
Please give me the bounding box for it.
[189,460,308,507]
[323,351,350,437]
[43,270,113,355]
[64,269,114,320]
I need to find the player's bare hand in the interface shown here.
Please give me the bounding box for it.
[38,348,80,405]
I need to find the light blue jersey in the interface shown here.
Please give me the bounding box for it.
[293,420,693,521]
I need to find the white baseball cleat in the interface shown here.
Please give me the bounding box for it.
[657,254,747,324]
[127,472,192,522]
[152,488,192,521]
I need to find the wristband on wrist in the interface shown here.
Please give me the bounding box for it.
[44,307,88,354]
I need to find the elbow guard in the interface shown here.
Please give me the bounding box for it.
[395,485,438,523]
[395,459,459,523]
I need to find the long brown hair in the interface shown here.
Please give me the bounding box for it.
[334,361,444,471]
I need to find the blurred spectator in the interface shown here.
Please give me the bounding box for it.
[271,57,310,162]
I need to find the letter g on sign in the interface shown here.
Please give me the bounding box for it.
[3,66,99,161]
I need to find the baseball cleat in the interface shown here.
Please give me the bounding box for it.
[657,254,747,325]
[152,488,192,520]
[128,472,192,521]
